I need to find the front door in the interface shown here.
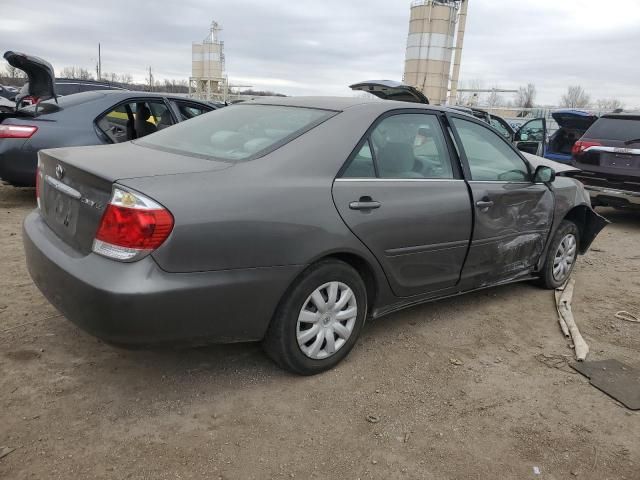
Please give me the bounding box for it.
[448,115,554,286]
[513,117,547,156]
[332,112,472,297]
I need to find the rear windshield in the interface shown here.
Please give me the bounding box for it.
[584,117,640,141]
[137,104,336,161]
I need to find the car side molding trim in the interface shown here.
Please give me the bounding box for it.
[334,178,465,183]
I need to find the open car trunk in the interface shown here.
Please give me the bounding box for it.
[3,51,56,103]
[546,110,598,159]
[350,80,429,104]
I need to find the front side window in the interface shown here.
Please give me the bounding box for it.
[342,113,454,179]
[452,117,530,182]
[138,104,334,161]
[515,118,545,142]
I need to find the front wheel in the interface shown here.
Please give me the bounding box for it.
[537,220,579,289]
[262,260,367,375]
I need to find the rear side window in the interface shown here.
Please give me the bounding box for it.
[342,113,454,179]
[584,117,640,141]
[97,100,175,143]
[171,100,212,121]
[138,104,335,161]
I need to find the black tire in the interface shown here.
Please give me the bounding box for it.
[537,220,580,289]
[262,259,367,375]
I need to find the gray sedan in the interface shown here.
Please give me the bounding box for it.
[23,97,607,374]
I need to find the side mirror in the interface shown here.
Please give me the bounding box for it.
[534,165,556,184]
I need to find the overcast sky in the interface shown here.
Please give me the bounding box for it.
[2,0,639,107]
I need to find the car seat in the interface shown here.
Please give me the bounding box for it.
[133,104,158,138]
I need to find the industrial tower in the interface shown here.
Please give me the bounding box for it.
[403,0,469,105]
[189,21,228,101]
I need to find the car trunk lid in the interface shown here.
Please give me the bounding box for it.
[36,143,231,254]
[551,110,598,131]
[3,51,56,103]
[349,80,429,104]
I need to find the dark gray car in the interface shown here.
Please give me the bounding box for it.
[23,97,607,374]
[0,90,217,186]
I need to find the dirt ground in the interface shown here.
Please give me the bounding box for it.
[1,184,639,480]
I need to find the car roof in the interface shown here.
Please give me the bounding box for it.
[245,95,452,113]
[601,111,640,120]
[74,89,211,103]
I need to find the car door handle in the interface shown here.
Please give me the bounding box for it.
[349,198,381,210]
[476,200,494,209]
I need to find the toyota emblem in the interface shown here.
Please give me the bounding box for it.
[55,164,65,180]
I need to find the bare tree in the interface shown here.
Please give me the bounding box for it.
[59,66,94,80]
[486,87,503,109]
[3,64,26,79]
[596,98,624,112]
[560,86,591,108]
[102,72,120,83]
[120,73,133,85]
[515,84,536,109]
[456,79,483,106]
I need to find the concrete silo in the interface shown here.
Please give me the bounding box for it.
[403,0,468,105]
[189,21,227,100]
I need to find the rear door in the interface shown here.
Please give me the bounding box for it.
[513,117,546,156]
[448,115,554,286]
[332,111,472,297]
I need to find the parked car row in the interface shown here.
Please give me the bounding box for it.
[0,51,628,374]
[23,94,607,374]
[0,51,218,186]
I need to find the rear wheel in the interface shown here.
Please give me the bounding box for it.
[537,220,579,289]
[262,260,367,375]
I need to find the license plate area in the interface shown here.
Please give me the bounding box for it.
[43,175,81,236]
[601,153,640,169]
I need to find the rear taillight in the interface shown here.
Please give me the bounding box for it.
[92,187,174,262]
[0,125,38,138]
[572,140,601,156]
[22,95,39,106]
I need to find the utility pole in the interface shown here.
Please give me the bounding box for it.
[148,66,153,92]
[97,43,102,80]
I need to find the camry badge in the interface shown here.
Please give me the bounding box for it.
[55,164,65,180]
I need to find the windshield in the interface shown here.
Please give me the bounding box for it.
[138,104,336,161]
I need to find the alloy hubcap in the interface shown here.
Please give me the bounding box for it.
[553,233,577,282]
[296,281,358,360]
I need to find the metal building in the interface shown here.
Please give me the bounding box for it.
[189,21,228,101]
[403,0,468,105]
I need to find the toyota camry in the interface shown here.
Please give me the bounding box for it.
[23,96,607,374]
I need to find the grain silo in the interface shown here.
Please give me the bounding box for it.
[403,0,468,105]
[189,21,227,100]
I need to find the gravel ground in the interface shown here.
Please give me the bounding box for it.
[1,184,639,480]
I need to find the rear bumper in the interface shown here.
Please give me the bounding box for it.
[585,185,640,208]
[23,211,303,345]
[0,140,37,186]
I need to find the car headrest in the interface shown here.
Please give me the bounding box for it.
[137,105,152,121]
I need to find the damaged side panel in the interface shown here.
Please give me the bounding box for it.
[535,177,609,270]
[461,182,554,286]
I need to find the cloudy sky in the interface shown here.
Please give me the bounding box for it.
[2,0,640,107]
